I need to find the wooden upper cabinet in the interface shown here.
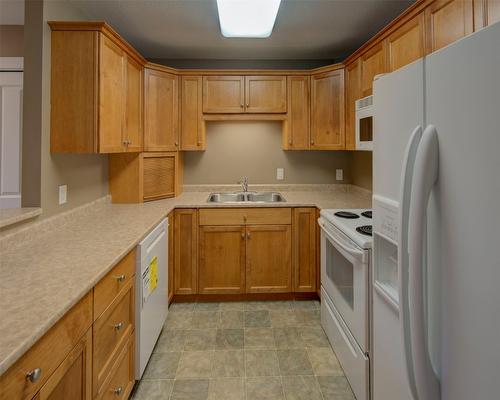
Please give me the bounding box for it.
[123,56,143,152]
[425,0,473,53]
[203,75,287,114]
[199,226,246,294]
[345,60,361,151]
[285,76,310,150]
[360,41,387,97]
[180,76,205,150]
[293,208,317,293]
[310,70,345,150]
[246,225,292,293]
[174,209,198,295]
[144,68,179,151]
[245,75,287,113]
[99,36,125,153]
[50,23,145,153]
[387,13,425,72]
[203,76,245,113]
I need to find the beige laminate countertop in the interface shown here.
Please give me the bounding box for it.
[0,185,371,375]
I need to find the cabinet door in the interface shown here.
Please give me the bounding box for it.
[181,76,204,150]
[199,226,246,294]
[246,225,292,293]
[245,76,287,113]
[168,212,174,303]
[124,56,143,152]
[293,208,317,293]
[37,329,92,400]
[310,70,345,150]
[425,0,473,53]
[285,76,310,150]
[387,13,425,72]
[203,76,245,113]
[360,41,387,97]
[99,35,125,153]
[144,69,179,151]
[486,0,500,25]
[174,209,198,295]
[345,60,361,151]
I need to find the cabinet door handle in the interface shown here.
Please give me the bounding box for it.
[288,139,293,145]
[247,232,251,239]
[26,368,42,383]
[114,274,126,283]
[241,232,245,239]
[311,139,315,145]
[113,386,123,396]
[175,142,179,147]
[113,322,124,331]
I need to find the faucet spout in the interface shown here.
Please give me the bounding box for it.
[239,177,249,192]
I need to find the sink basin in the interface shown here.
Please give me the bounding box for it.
[246,192,286,203]
[207,192,246,203]
[207,191,286,203]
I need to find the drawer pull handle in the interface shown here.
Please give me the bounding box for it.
[113,322,124,331]
[26,368,42,383]
[114,274,126,283]
[114,386,123,396]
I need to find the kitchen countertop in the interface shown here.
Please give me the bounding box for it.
[0,207,42,229]
[0,185,371,375]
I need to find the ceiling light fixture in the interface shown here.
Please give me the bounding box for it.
[216,0,282,38]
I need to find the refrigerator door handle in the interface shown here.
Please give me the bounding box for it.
[408,124,440,400]
[398,125,423,400]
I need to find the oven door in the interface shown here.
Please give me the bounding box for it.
[355,106,373,151]
[319,218,369,351]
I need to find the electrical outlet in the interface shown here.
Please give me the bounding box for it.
[59,185,67,205]
[336,169,344,181]
[276,168,284,180]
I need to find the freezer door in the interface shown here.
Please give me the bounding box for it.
[373,59,424,203]
[424,22,500,400]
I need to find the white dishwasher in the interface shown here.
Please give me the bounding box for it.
[135,218,168,379]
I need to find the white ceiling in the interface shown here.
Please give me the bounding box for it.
[0,0,24,25]
[71,0,414,61]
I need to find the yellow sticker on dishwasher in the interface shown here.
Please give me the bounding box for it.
[150,256,158,292]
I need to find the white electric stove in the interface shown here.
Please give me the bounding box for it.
[318,208,373,400]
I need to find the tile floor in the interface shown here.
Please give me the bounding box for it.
[132,300,355,400]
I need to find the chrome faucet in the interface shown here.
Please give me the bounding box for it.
[239,177,249,192]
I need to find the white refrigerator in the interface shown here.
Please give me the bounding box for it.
[372,21,500,400]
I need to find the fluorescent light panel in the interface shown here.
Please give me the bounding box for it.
[216,0,281,38]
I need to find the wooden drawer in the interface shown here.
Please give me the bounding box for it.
[93,280,134,396]
[199,208,292,226]
[0,292,93,400]
[96,333,134,400]
[94,249,136,319]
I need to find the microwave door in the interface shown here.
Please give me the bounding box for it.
[356,107,374,151]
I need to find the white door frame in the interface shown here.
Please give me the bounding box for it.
[0,57,23,72]
[0,57,23,209]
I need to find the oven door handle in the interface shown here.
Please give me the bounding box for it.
[319,220,365,261]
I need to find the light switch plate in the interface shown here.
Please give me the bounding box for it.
[336,169,344,181]
[276,168,284,180]
[59,185,67,205]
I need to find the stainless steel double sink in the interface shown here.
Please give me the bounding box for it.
[207,191,286,203]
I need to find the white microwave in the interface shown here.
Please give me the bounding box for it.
[355,95,373,151]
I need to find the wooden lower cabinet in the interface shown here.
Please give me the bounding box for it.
[36,329,92,400]
[199,226,246,294]
[174,209,198,295]
[96,334,134,400]
[293,208,317,293]
[246,225,292,293]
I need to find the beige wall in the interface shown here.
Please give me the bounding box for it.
[351,151,373,191]
[0,25,24,57]
[184,122,352,185]
[22,0,108,217]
